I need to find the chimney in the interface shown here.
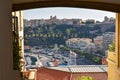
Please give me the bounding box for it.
[102,57,107,65]
[54,59,59,67]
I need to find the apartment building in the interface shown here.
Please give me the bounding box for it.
[103,32,115,50]
[66,38,92,51]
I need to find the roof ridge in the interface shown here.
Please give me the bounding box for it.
[67,66,72,72]
[99,65,107,72]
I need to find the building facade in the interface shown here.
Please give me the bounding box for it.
[103,32,115,50]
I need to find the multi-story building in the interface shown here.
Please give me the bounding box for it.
[23,19,31,27]
[62,19,74,25]
[85,19,96,24]
[29,19,40,27]
[94,36,104,53]
[24,16,83,26]
[103,32,115,50]
[103,16,115,23]
[86,43,96,54]
[24,19,41,27]
[85,19,96,27]
[66,38,92,51]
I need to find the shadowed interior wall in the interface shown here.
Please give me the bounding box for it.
[0,0,14,80]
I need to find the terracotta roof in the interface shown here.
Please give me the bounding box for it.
[37,67,71,80]
[23,71,30,78]
[23,69,37,79]
[37,66,108,80]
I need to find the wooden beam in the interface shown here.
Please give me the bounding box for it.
[12,1,120,12]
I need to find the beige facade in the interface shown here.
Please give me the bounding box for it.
[107,13,120,80]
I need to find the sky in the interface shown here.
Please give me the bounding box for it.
[23,7,115,22]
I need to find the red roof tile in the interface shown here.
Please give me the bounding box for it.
[37,67,71,80]
[37,67,108,80]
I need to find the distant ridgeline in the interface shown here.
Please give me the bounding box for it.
[24,23,115,47]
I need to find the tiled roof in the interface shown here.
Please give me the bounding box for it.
[37,67,71,80]
[37,66,108,80]
[48,65,108,73]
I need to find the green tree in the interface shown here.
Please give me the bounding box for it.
[74,33,78,37]
[35,34,39,37]
[92,57,100,63]
[51,33,55,38]
[28,35,31,38]
[43,34,47,38]
[13,31,21,70]
[47,34,51,37]
[39,34,43,37]
[77,76,94,80]
[109,42,115,52]
[32,34,35,37]
[66,29,71,36]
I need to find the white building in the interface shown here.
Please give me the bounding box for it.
[66,38,92,51]
[86,43,96,54]
[94,36,104,53]
[103,32,115,50]
[69,50,77,65]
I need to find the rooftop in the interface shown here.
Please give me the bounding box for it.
[48,65,108,73]
[37,65,108,80]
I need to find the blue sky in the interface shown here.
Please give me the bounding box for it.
[23,7,115,21]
